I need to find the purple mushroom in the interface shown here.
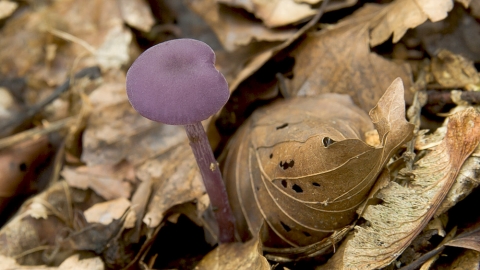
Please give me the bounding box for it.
[126,38,236,243]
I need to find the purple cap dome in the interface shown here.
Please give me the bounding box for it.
[126,39,229,125]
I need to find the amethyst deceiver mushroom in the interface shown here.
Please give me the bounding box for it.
[126,38,236,243]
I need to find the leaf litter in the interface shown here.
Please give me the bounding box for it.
[0,0,480,269]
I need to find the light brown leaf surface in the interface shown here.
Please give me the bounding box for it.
[186,0,296,52]
[342,108,480,270]
[249,0,317,28]
[194,237,269,270]
[0,254,104,270]
[0,0,133,90]
[286,4,413,112]
[430,49,480,88]
[0,0,17,20]
[117,0,154,32]
[224,79,413,252]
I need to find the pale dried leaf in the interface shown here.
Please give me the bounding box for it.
[195,237,269,270]
[251,0,317,28]
[369,0,454,46]
[431,49,480,88]
[84,198,135,228]
[141,141,205,228]
[62,163,133,200]
[0,254,104,269]
[343,108,480,269]
[95,25,132,70]
[186,0,295,51]
[0,0,18,20]
[58,254,104,270]
[117,0,154,32]
[217,0,255,12]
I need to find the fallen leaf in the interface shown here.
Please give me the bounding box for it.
[140,141,205,228]
[61,162,134,200]
[0,254,104,269]
[250,0,317,28]
[194,237,269,270]
[84,198,135,228]
[186,0,296,51]
[342,107,480,269]
[117,0,155,32]
[286,4,413,111]
[446,226,480,252]
[430,49,480,88]
[224,79,413,256]
[416,5,480,62]
[0,0,17,20]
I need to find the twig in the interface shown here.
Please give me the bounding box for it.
[0,66,101,138]
[426,89,480,105]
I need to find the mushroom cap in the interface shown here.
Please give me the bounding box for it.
[126,38,229,125]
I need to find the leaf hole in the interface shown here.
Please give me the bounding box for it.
[303,231,311,237]
[312,182,321,187]
[281,180,287,188]
[276,123,288,130]
[280,221,291,232]
[19,163,27,172]
[292,184,303,193]
[279,160,294,170]
[322,137,336,147]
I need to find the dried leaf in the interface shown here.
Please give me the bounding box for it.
[286,4,413,111]
[224,79,413,252]
[186,0,296,51]
[446,226,480,252]
[0,254,104,269]
[0,0,18,20]
[369,0,454,47]
[250,0,317,28]
[140,141,205,228]
[117,0,154,32]
[343,108,480,270]
[84,198,135,228]
[416,5,480,62]
[195,237,269,270]
[61,162,134,200]
[431,49,480,88]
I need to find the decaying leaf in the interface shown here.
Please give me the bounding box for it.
[0,0,17,20]
[84,198,135,228]
[342,108,480,270]
[286,3,414,111]
[186,0,296,52]
[430,49,480,88]
[248,0,317,28]
[224,78,413,257]
[0,254,104,270]
[117,0,154,32]
[195,237,269,270]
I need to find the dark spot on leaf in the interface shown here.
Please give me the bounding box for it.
[276,123,288,130]
[280,221,291,232]
[279,160,294,170]
[322,137,336,147]
[256,186,260,191]
[303,231,311,237]
[292,184,303,193]
[269,153,273,159]
[19,163,27,172]
[281,180,287,188]
[312,182,321,187]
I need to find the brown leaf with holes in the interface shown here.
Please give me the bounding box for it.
[224,78,413,258]
[341,107,480,270]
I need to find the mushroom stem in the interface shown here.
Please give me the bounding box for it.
[184,122,236,243]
